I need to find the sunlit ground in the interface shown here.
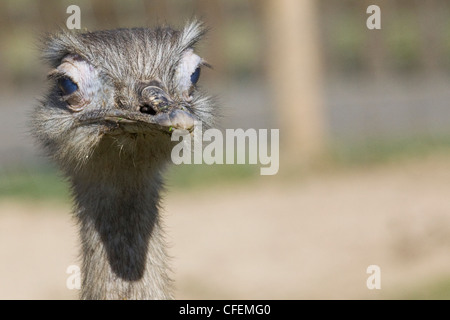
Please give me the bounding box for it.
[1,142,450,299]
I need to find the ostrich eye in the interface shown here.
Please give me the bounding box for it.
[190,67,201,85]
[58,77,78,95]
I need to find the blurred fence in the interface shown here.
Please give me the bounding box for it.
[1,0,449,84]
[320,0,450,77]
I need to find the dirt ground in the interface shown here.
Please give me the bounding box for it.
[1,154,450,299]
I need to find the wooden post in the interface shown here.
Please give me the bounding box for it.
[263,0,326,165]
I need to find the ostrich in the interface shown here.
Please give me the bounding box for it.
[31,21,214,299]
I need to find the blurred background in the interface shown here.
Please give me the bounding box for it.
[0,0,450,299]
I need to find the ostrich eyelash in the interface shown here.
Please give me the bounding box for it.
[47,69,66,80]
[200,61,212,69]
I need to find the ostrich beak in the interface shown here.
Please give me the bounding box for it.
[79,86,198,132]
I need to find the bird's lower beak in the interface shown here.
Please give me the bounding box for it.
[97,108,197,133]
[90,105,198,134]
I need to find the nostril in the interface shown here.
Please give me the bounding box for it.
[139,104,157,115]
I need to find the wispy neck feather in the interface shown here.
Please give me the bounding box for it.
[71,143,173,300]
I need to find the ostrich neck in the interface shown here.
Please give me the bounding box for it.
[71,163,172,300]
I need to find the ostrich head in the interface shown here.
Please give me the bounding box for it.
[33,21,213,175]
